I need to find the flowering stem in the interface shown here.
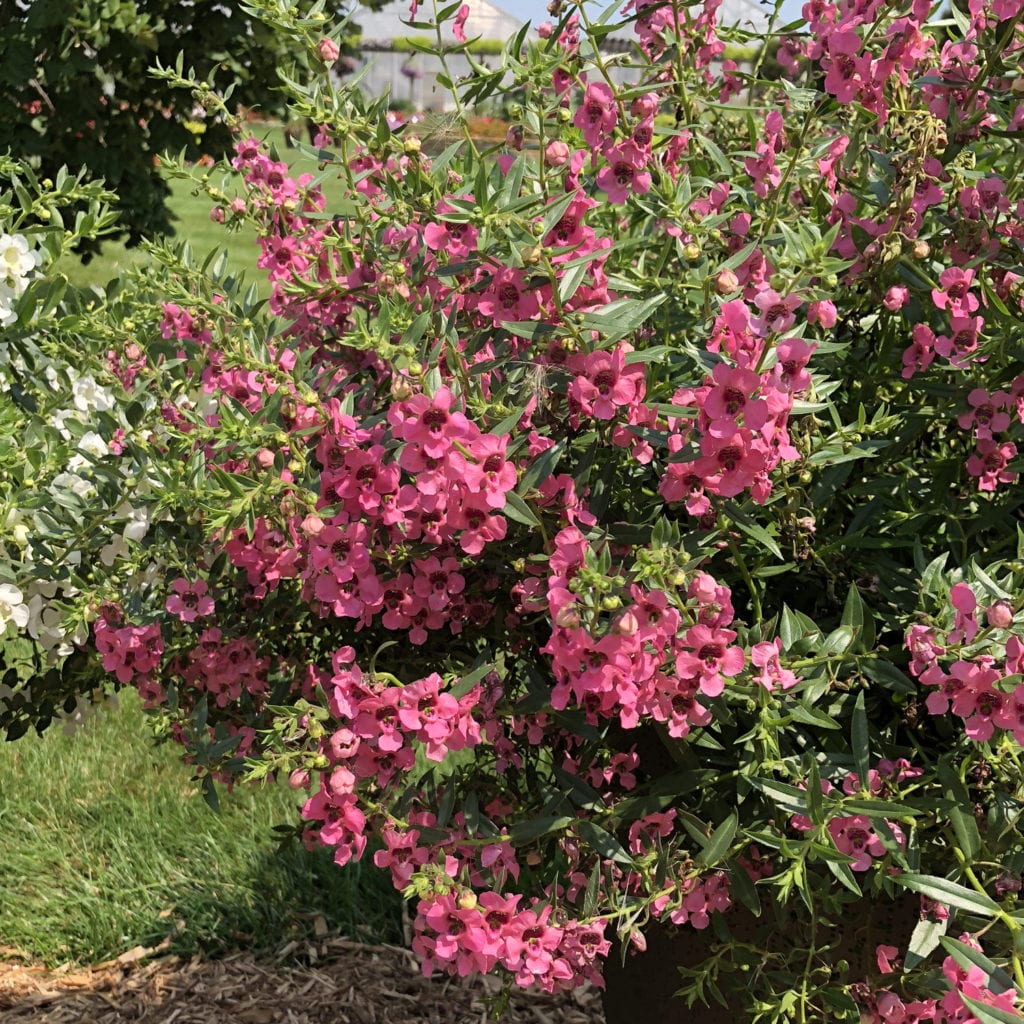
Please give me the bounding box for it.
[725,534,763,623]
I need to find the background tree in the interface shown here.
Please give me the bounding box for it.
[0,0,375,251]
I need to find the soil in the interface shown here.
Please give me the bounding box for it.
[0,940,606,1024]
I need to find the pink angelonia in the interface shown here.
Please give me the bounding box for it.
[750,638,800,691]
[166,577,215,623]
[573,82,618,148]
[596,142,652,205]
[477,266,542,325]
[452,3,470,42]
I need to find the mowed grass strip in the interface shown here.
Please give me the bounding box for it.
[59,124,349,292]
[0,690,401,965]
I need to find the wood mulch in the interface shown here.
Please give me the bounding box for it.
[0,940,606,1024]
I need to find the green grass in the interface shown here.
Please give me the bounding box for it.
[0,690,402,966]
[58,124,345,293]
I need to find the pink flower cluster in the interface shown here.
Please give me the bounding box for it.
[412,893,609,993]
[864,933,1020,1023]
[542,528,747,733]
[659,300,812,512]
[94,611,163,687]
[793,760,920,871]
[907,584,1023,745]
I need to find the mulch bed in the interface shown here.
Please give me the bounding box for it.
[0,940,606,1024]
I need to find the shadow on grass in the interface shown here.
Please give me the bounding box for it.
[143,840,404,960]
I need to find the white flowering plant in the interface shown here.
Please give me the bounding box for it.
[0,156,151,737]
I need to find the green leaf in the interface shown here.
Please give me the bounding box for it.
[938,761,983,862]
[695,813,738,868]
[905,916,947,969]
[788,703,842,730]
[579,293,668,345]
[723,501,783,560]
[578,820,633,866]
[750,778,809,817]
[820,625,855,657]
[450,661,496,699]
[860,659,916,694]
[839,798,924,818]
[583,861,603,917]
[841,583,876,651]
[518,439,566,495]
[825,857,863,896]
[508,815,574,844]
[958,994,1024,1024]
[726,859,761,916]
[852,691,870,788]
[897,873,1000,918]
[501,490,541,527]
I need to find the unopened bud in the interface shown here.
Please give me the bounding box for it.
[716,268,739,294]
[987,601,1014,629]
[544,140,571,167]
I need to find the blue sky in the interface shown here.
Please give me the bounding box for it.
[495,0,806,30]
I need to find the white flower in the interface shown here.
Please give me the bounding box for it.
[51,471,97,501]
[71,376,115,413]
[0,583,29,630]
[77,431,110,459]
[100,534,130,565]
[0,280,17,328]
[0,233,40,286]
[122,506,151,542]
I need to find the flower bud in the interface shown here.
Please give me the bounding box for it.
[986,601,1014,629]
[301,514,325,536]
[682,242,701,261]
[403,136,421,156]
[612,609,639,635]
[715,268,739,294]
[912,239,930,260]
[537,20,554,38]
[317,37,341,63]
[544,140,571,167]
[457,890,478,910]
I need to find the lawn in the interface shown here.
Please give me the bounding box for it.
[57,125,344,293]
[0,690,402,965]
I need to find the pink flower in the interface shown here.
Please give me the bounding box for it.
[317,37,340,63]
[967,439,1018,492]
[752,289,802,335]
[958,388,1011,438]
[876,944,900,974]
[931,267,979,316]
[452,4,470,42]
[477,266,541,325]
[829,814,885,871]
[949,583,978,643]
[823,32,869,104]
[883,285,909,311]
[544,140,571,167]
[595,142,652,205]
[807,300,838,329]
[573,82,617,148]
[166,578,215,623]
[751,638,799,691]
